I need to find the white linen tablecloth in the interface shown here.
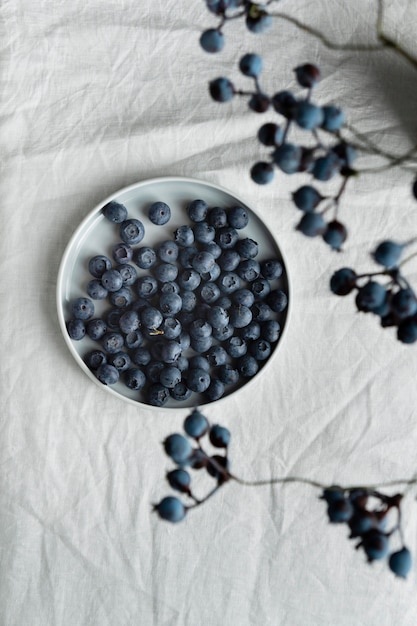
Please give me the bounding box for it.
[3,1,417,624]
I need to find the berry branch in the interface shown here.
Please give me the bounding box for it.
[199,0,417,343]
[154,408,415,579]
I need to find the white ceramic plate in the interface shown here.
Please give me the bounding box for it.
[57,176,290,410]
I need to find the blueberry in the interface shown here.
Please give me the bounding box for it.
[157,240,178,263]
[250,162,274,185]
[112,242,133,264]
[388,547,413,578]
[124,367,146,390]
[373,240,404,268]
[273,143,302,174]
[215,226,239,249]
[164,433,193,464]
[166,468,192,494]
[260,259,283,280]
[119,219,145,245]
[206,344,228,367]
[124,330,144,350]
[293,100,324,130]
[102,200,128,223]
[101,269,123,292]
[207,305,229,329]
[109,351,131,371]
[249,339,271,360]
[181,291,197,312]
[240,321,261,341]
[321,105,345,132]
[356,281,387,312]
[209,76,235,102]
[153,262,178,283]
[228,205,249,229]
[217,272,241,294]
[296,212,327,237]
[212,324,235,342]
[205,378,225,401]
[136,275,158,299]
[330,268,357,296]
[84,349,107,370]
[72,297,95,320]
[236,354,259,377]
[178,269,201,291]
[201,241,222,259]
[232,288,255,308]
[361,530,389,562]
[148,201,171,225]
[229,304,252,328]
[160,366,182,388]
[267,289,288,313]
[132,347,151,366]
[115,263,137,285]
[294,63,321,88]
[67,318,86,340]
[148,383,170,407]
[218,364,239,385]
[190,335,213,353]
[96,363,119,385]
[292,185,323,212]
[271,90,297,118]
[186,199,208,223]
[257,123,283,147]
[86,279,108,300]
[323,220,347,251]
[200,28,224,53]
[199,282,220,304]
[89,254,112,278]
[251,278,271,299]
[141,307,163,330]
[170,382,192,402]
[133,246,157,269]
[160,340,182,364]
[159,290,183,317]
[105,309,124,330]
[225,336,247,358]
[119,310,140,334]
[174,225,195,247]
[239,53,263,78]
[312,152,341,181]
[209,424,231,448]
[102,332,124,354]
[261,320,280,342]
[218,249,241,271]
[251,302,273,322]
[193,222,216,244]
[184,409,210,439]
[153,497,186,523]
[207,206,228,229]
[109,286,133,308]
[234,239,258,260]
[86,318,107,340]
[236,260,260,282]
[161,317,182,339]
[186,368,211,393]
[201,263,221,283]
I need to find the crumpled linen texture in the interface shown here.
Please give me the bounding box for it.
[2,1,417,624]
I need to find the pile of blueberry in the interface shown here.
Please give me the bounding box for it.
[65,195,288,406]
[330,239,417,343]
[322,485,412,578]
[153,408,232,522]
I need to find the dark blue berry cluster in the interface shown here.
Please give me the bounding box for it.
[66,197,288,406]
[330,239,417,343]
[206,54,356,251]
[200,0,276,53]
[322,486,412,578]
[153,408,232,521]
